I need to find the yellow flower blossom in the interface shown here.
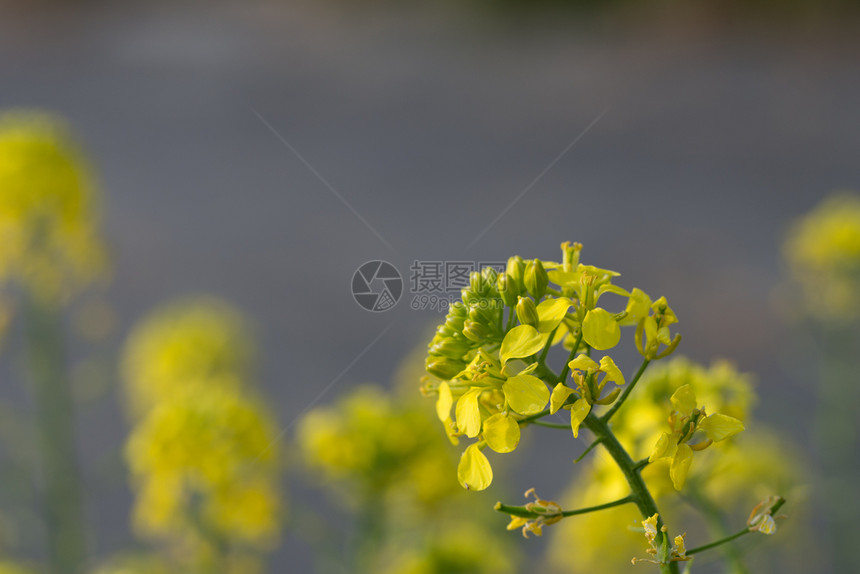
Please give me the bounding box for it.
[649,384,744,489]
[0,111,106,301]
[121,297,252,415]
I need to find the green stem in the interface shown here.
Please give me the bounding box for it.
[530,420,569,430]
[573,438,602,463]
[494,495,634,519]
[683,487,749,573]
[583,412,679,574]
[24,293,87,574]
[555,332,583,384]
[538,326,558,365]
[601,358,650,423]
[686,528,751,556]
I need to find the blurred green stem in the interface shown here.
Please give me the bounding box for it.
[24,292,87,574]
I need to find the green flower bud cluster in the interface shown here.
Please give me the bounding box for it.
[426,267,504,380]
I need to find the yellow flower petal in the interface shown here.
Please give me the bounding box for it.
[455,388,483,438]
[598,355,625,386]
[670,384,697,416]
[503,374,550,416]
[581,308,621,350]
[499,325,548,367]
[536,297,572,333]
[649,432,671,462]
[482,413,520,453]
[698,413,745,442]
[435,381,453,422]
[457,443,493,491]
[670,443,693,490]
[550,383,576,414]
[568,354,599,373]
[570,398,591,438]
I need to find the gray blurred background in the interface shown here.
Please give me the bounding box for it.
[1,0,858,570]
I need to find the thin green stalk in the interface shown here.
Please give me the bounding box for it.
[495,495,634,519]
[529,420,569,430]
[583,412,679,574]
[601,358,650,423]
[573,438,602,463]
[686,529,751,556]
[24,293,87,574]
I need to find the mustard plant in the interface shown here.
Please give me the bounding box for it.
[421,242,787,573]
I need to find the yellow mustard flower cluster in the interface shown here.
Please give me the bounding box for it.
[784,192,860,320]
[422,242,680,491]
[0,111,105,301]
[548,358,804,574]
[122,298,282,568]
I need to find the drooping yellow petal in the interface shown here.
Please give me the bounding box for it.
[503,374,550,416]
[535,297,572,333]
[506,516,528,531]
[499,325,549,367]
[581,308,621,350]
[670,384,697,416]
[482,413,520,453]
[455,388,483,438]
[698,413,745,442]
[550,383,576,414]
[569,398,591,438]
[436,381,453,422]
[649,432,671,462]
[457,443,493,491]
[670,443,693,490]
[598,355,625,386]
[568,354,599,373]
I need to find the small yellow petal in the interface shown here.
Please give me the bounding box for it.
[503,374,550,416]
[670,384,697,416]
[699,413,745,442]
[457,443,493,491]
[436,381,453,422]
[581,308,621,350]
[598,355,625,386]
[550,383,576,414]
[649,432,671,462]
[568,354,599,373]
[670,443,693,490]
[482,413,520,453]
[569,398,591,438]
[455,388,483,438]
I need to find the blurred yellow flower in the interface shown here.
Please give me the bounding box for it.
[125,387,281,549]
[0,111,105,301]
[784,192,860,319]
[121,297,252,416]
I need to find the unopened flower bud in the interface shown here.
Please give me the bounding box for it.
[516,296,539,327]
[463,319,492,343]
[497,273,518,307]
[506,256,525,293]
[470,271,484,294]
[525,259,549,300]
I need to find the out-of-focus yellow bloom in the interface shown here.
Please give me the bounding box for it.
[297,385,460,506]
[380,524,516,574]
[0,111,105,301]
[125,387,281,550]
[121,297,251,416]
[0,563,36,574]
[784,192,860,319]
